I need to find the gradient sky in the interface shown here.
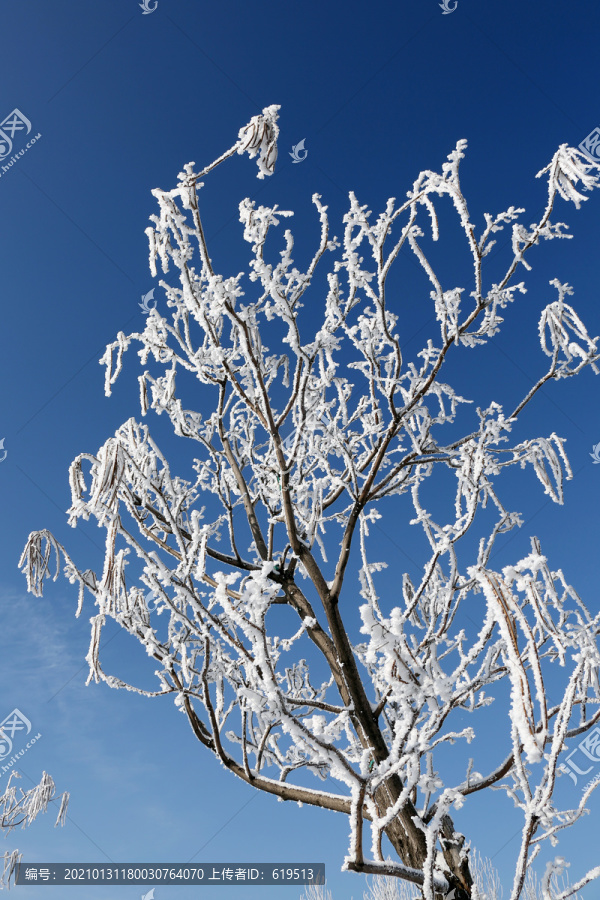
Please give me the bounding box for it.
[1,1,600,898]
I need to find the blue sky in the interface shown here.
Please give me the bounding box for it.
[1,0,600,897]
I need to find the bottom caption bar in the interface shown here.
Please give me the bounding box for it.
[16,863,325,886]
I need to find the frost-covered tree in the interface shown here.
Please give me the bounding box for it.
[1,771,68,890]
[19,105,600,900]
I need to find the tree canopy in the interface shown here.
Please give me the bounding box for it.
[20,106,600,900]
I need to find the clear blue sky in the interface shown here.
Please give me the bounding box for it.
[1,1,600,897]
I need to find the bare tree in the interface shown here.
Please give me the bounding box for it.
[0,771,69,890]
[19,105,600,900]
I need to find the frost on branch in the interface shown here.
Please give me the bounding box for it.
[236,104,280,179]
[19,108,600,900]
[538,280,600,379]
[0,772,69,890]
[536,143,600,210]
